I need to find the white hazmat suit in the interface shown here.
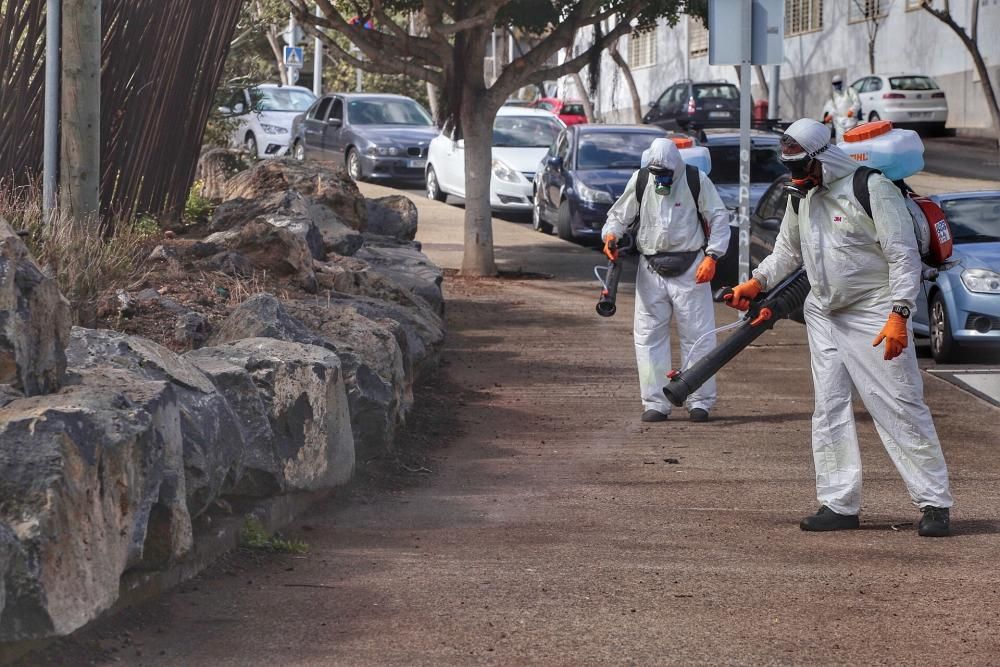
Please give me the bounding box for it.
[823,83,862,143]
[752,119,953,515]
[602,139,731,416]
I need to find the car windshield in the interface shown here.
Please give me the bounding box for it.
[562,104,586,116]
[938,196,1000,243]
[707,144,787,184]
[889,76,939,91]
[250,88,315,112]
[576,132,661,170]
[348,99,433,125]
[694,84,740,100]
[493,116,563,148]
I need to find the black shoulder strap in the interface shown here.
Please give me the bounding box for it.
[686,164,701,208]
[636,168,649,207]
[852,166,881,219]
[791,197,800,215]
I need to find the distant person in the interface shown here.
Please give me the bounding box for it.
[601,138,730,423]
[822,75,861,142]
[724,119,953,537]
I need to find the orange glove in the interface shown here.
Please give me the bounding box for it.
[723,278,763,311]
[602,234,619,261]
[694,256,716,284]
[873,312,908,361]
[846,109,854,118]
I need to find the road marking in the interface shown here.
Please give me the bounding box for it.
[926,369,1000,407]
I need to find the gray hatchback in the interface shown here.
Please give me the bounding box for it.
[290,93,438,183]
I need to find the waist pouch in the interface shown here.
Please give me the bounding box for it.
[645,251,700,278]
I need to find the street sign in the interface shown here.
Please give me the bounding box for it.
[708,0,783,66]
[283,46,304,68]
[708,0,786,288]
[282,23,303,46]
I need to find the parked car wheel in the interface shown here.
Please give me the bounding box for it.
[245,133,259,159]
[930,292,959,363]
[292,141,305,161]
[556,200,574,241]
[869,111,881,122]
[426,166,446,202]
[532,191,553,234]
[346,147,363,181]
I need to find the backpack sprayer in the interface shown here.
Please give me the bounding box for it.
[662,268,811,407]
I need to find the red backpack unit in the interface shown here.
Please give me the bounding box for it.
[852,166,954,267]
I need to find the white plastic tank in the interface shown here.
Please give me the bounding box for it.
[837,120,925,181]
[673,136,713,175]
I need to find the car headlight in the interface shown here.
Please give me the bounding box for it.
[576,180,613,204]
[260,123,288,135]
[961,268,1000,294]
[492,160,523,183]
[366,145,401,157]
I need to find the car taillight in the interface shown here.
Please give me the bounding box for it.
[931,92,945,98]
[882,93,906,99]
[686,96,696,114]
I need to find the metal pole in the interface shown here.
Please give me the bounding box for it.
[356,60,362,92]
[43,0,61,220]
[738,0,752,286]
[313,4,322,96]
[768,64,780,121]
[287,12,297,85]
[491,30,497,83]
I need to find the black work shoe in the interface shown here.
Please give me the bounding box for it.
[641,409,669,423]
[689,408,709,422]
[799,506,860,532]
[918,506,950,537]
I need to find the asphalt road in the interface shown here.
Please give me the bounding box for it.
[922,135,1000,182]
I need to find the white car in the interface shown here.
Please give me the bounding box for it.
[425,107,565,212]
[849,74,948,134]
[219,84,316,159]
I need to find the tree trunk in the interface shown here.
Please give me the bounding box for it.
[60,0,101,221]
[569,72,595,122]
[426,82,444,125]
[266,28,289,85]
[754,65,769,98]
[609,45,642,124]
[460,90,498,276]
[868,37,876,75]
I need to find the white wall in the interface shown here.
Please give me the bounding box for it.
[570,1,1000,129]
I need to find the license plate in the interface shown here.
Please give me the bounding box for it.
[909,111,931,118]
[407,159,426,168]
[708,111,731,118]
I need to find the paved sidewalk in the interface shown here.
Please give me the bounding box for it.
[33,185,1000,665]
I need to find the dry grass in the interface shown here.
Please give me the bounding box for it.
[0,181,155,325]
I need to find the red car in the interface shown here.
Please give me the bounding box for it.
[531,98,588,126]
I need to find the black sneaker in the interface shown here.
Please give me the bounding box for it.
[641,409,669,423]
[799,506,860,532]
[689,408,709,422]
[918,506,950,537]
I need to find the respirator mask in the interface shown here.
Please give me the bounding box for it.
[780,139,827,200]
[649,167,675,195]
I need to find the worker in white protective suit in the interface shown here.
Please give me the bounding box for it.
[602,138,731,423]
[822,75,862,142]
[724,118,953,537]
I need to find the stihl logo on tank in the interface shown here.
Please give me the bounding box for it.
[850,152,869,162]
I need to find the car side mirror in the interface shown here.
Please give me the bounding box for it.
[547,155,563,168]
[327,117,342,127]
[218,106,232,115]
[232,103,245,115]
[759,217,782,231]
[648,101,656,108]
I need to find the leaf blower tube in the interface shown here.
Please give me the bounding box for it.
[594,231,636,317]
[662,268,812,407]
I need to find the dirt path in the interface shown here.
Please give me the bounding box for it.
[27,187,1000,665]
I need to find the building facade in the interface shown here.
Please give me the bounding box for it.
[561,0,999,130]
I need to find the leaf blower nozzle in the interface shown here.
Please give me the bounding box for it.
[594,232,636,318]
[663,269,811,407]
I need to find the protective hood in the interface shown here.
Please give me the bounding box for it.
[784,118,859,183]
[644,137,685,174]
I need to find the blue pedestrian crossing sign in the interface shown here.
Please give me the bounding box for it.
[283,46,304,68]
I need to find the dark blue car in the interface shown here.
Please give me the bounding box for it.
[532,125,667,241]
